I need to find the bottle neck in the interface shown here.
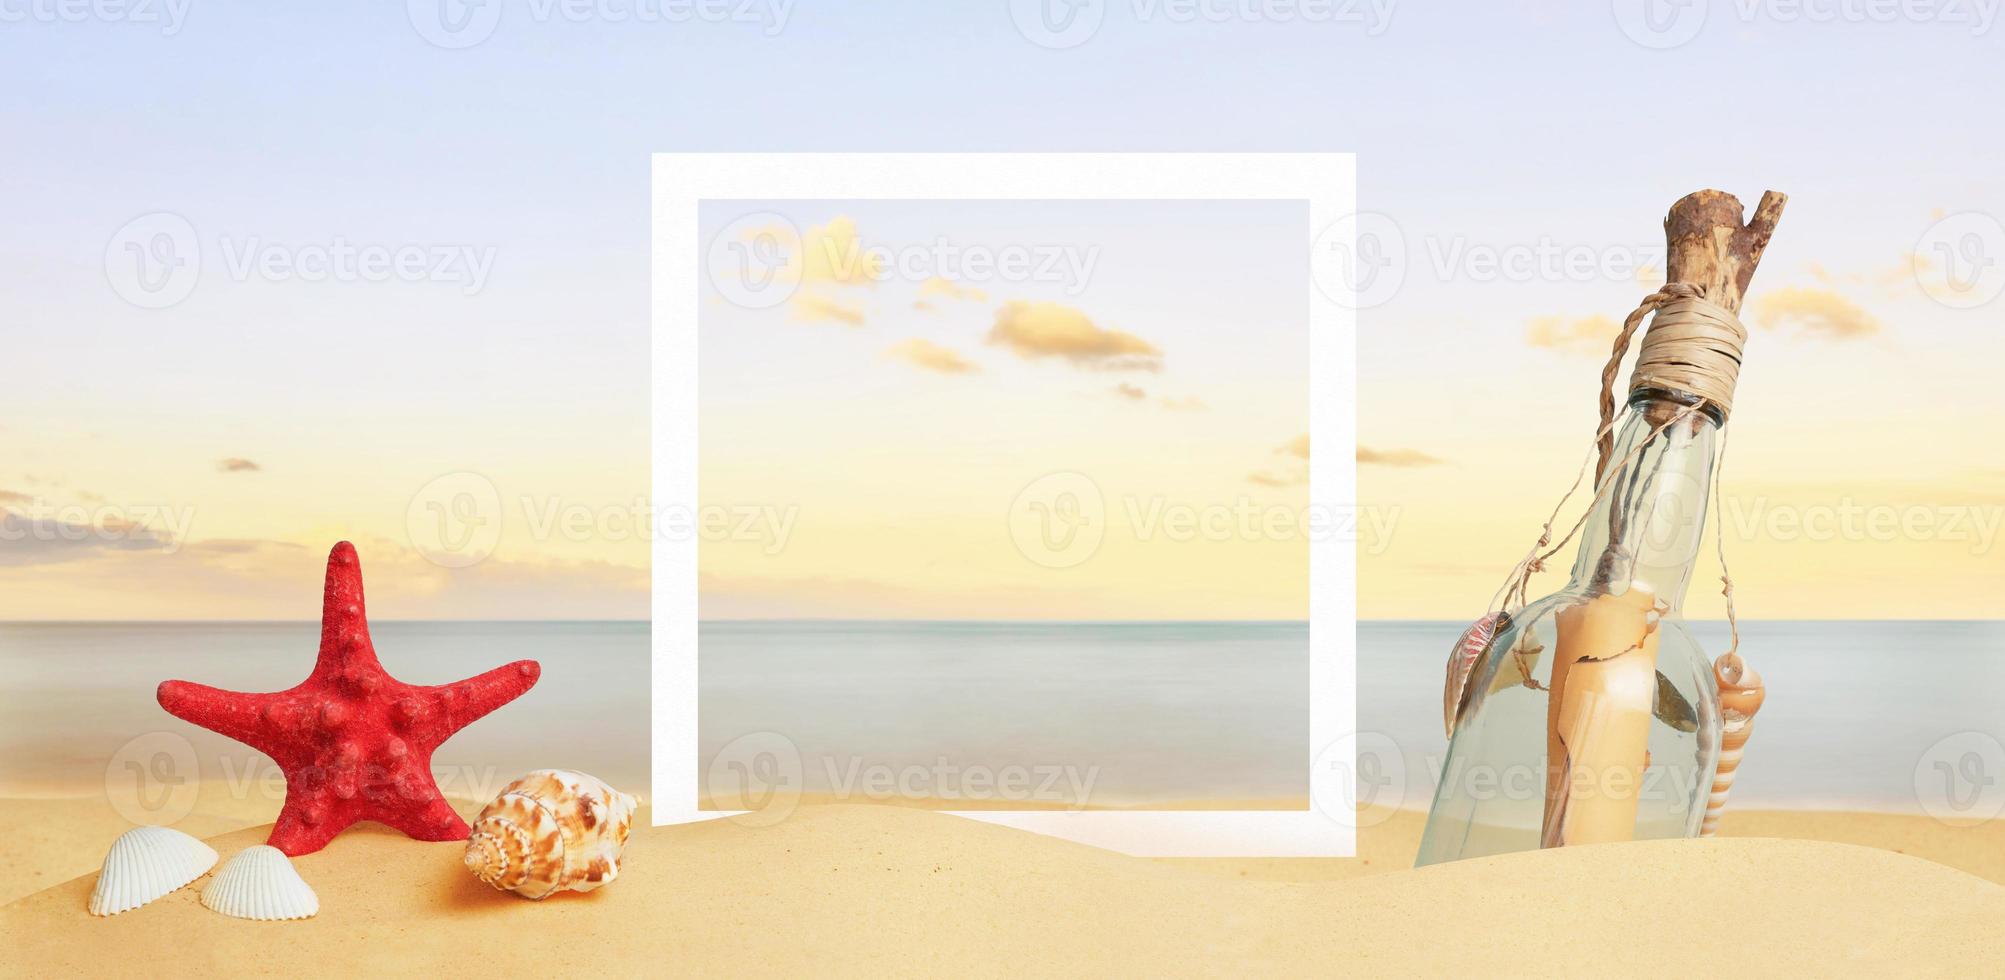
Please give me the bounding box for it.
[1568,394,1721,614]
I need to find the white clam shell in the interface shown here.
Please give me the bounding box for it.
[201,845,319,921]
[90,826,219,916]
[465,769,637,899]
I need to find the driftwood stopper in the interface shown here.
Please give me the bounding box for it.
[1662,189,1788,315]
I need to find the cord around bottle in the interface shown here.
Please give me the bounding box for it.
[1489,284,1745,652]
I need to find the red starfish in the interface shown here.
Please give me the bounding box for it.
[157,541,540,856]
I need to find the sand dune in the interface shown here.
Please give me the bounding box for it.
[3,801,2000,977]
[13,783,2005,905]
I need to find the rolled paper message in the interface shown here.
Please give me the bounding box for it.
[1702,651,1765,836]
[1542,587,1663,847]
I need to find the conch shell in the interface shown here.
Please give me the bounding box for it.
[1701,652,1765,836]
[464,769,636,899]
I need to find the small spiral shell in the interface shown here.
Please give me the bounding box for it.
[464,770,637,899]
[1702,652,1766,837]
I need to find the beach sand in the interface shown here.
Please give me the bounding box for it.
[3,791,2000,977]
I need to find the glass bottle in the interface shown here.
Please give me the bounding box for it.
[1416,391,1723,865]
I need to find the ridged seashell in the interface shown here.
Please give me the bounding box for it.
[201,845,319,920]
[464,769,636,899]
[90,826,219,916]
[1444,613,1506,736]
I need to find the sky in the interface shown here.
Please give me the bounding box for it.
[697,200,1308,620]
[2,2,2002,619]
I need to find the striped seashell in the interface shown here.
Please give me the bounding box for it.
[1444,613,1507,736]
[1702,652,1766,836]
[201,845,318,920]
[464,769,637,900]
[90,826,219,916]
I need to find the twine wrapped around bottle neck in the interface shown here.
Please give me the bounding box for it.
[1632,292,1746,413]
[1487,281,1753,627]
[1595,282,1746,481]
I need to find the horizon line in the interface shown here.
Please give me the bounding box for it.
[3,616,2001,626]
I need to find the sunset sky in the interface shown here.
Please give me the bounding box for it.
[3,5,2001,620]
[697,200,1308,620]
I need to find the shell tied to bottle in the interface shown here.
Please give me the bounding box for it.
[1702,652,1766,836]
[1443,613,1503,736]
[464,769,637,900]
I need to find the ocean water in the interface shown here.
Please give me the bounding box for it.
[3,620,1999,814]
[699,621,1309,806]
[0,621,651,800]
[1364,620,2005,814]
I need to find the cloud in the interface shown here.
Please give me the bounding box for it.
[188,538,307,556]
[917,276,988,303]
[217,458,261,473]
[791,294,867,326]
[885,338,979,375]
[1526,314,1619,354]
[912,300,936,312]
[738,215,880,325]
[0,489,30,504]
[0,534,650,620]
[1246,471,1303,488]
[986,301,1161,372]
[1752,286,1880,340]
[1813,254,1925,297]
[1248,435,1312,486]
[0,512,176,566]
[1357,446,1444,467]
[1106,384,1194,406]
[795,216,882,286]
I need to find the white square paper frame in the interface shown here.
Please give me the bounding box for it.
[651,152,1358,857]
